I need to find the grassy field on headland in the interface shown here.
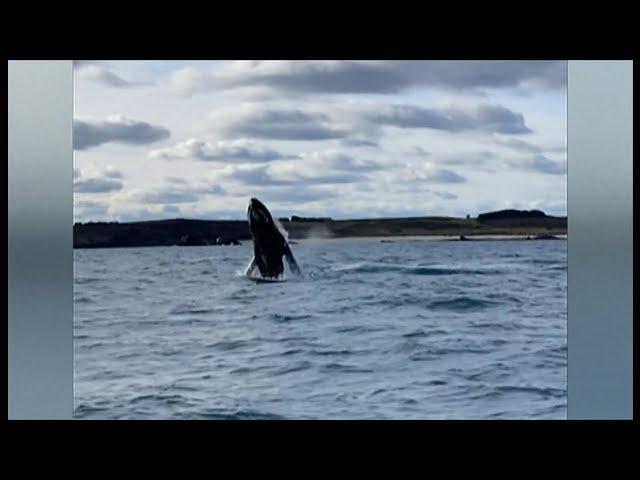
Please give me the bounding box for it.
[73,210,567,249]
[283,215,566,240]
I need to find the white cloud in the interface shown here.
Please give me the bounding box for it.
[149,138,295,163]
[74,61,567,221]
[76,65,132,88]
[164,66,214,96]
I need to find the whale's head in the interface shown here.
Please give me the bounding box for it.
[248,197,272,228]
[248,197,280,243]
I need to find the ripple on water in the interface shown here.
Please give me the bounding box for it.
[74,239,567,419]
[269,313,314,323]
[426,297,501,312]
[206,339,254,351]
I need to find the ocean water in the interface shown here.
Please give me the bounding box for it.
[74,237,567,419]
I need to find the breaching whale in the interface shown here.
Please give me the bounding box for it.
[245,198,301,279]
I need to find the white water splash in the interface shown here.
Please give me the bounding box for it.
[239,257,287,281]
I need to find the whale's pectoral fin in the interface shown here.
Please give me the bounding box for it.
[245,256,258,276]
[284,243,301,276]
[253,245,269,277]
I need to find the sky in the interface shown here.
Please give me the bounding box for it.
[73,60,567,222]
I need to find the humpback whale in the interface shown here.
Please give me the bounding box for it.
[245,198,301,279]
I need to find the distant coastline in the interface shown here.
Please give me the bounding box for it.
[74,209,567,249]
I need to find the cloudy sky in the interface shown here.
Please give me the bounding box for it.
[73,60,567,222]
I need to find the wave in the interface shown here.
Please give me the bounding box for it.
[309,348,355,356]
[74,296,95,304]
[494,385,566,398]
[205,339,254,351]
[230,365,274,375]
[402,328,449,338]
[269,313,314,323]
[334,324,385,334]
[548,265,568,271]
[426,297,500,311]
[332,262,501,276]
[528,259,566,266]
[74,403,111,418]
[170,304,217,315]
[195,409,285,420]
[531,403,567,418]
[273,361,313,376]
[409,346,490,361]
[74,277,102,284]
[129,393,194,408]
[319,362,374,374]
[469,321,517,331]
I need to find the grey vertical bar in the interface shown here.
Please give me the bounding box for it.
[8,61,73,419]
[567,60,633,419]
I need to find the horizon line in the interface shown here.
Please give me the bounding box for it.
[74,209,568,225]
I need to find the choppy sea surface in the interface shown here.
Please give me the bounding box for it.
[74,237,567,419]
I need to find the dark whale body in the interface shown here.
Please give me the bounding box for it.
[246,198,301,279]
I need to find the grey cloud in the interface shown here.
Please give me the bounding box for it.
[410,146,431,157]
[341,138,380,148]
[117,209,167,223]
[369,104,532,135]
[165,176,188,184]
[137,189,200,204]
[432,191,458,200]
[252,187,335,204]
[228,150,380,187]
[135,181,224,205]
[77,66,130,88]
[103,168,124,179]
[229,165,362,186]
[216,109,349,141]
[74,177,123,193]
[162,205,182,215]
[472,105,532,134]
[210,102,530,144]
[547,145,567,154]
[196,208,247,220]
[229,166,288,185]
[311,152,383,172]
[498,138,543,153]
[396,60,566,90]
[214,60,566,95]
[74,116,170,150]
[510,155,566,175]
[151,139,295,162]
[440,150,495,166]
[75,200,108,210]
[74,200,109,221]
[428,169,467,183]
[221,61,409,94]
[316,205,433,220]
[193,184,226,195]
[73,60,96,70]
[74,62,148,89]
